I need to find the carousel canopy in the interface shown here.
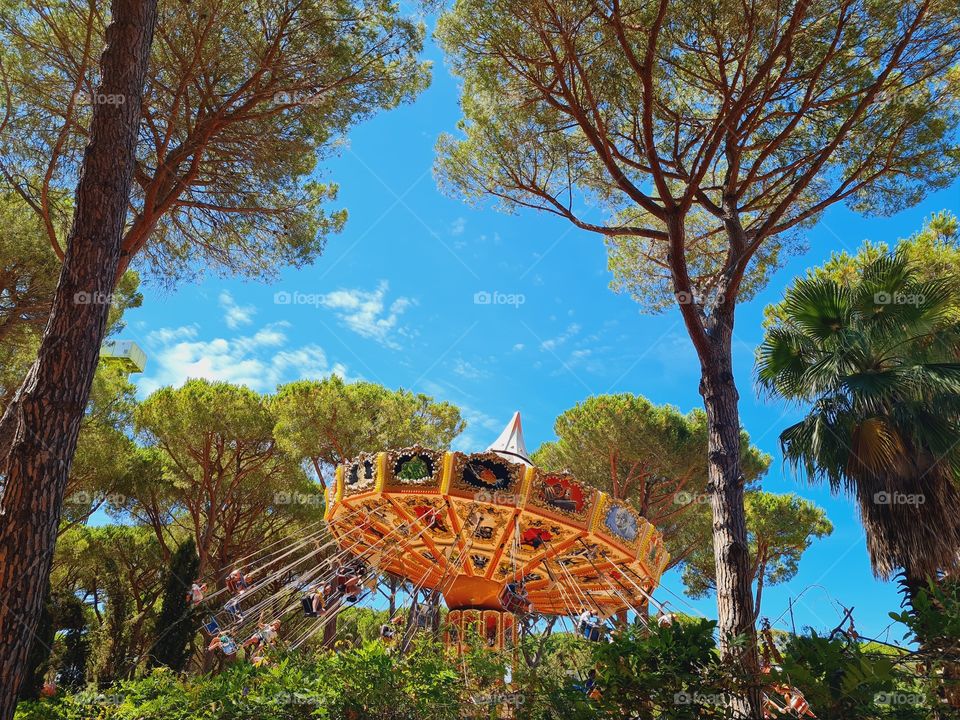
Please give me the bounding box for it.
[325,414,668,617]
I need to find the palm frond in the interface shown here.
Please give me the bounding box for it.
[782,278,850,341]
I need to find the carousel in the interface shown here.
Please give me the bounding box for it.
[324,412,669,650]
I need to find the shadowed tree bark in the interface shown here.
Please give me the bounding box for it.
[0,0,156,715]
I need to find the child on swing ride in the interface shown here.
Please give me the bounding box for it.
[576,609,603,642]
[226,568,250,594]
[208,632,238,657]
[243,619,282,651]
[186,581,207,606]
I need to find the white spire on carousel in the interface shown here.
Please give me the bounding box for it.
[486,411,532,466]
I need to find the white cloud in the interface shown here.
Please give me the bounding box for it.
[512,343,525,351]
[146,325,199,345]
[219,290,256,329]
[540,323,581,351]
[137,322,347,396]
[451,358,489,380]
[317,281,414,349]
[450,217,466,236]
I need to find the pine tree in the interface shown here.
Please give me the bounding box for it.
[151,539,199,671]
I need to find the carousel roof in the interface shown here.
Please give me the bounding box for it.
[486,411,531,466]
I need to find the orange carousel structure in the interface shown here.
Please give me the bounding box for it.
[324,413,669,650]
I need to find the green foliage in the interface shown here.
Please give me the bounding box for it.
[757,249,960,582]
[151,539,200,672]
[53,525,165,683]
[14,620,948,720]
[0,194,142,409]
[681,491,833,615]
[0,0,430,284]
[273,377,465,486]
[62,364,140,528]
[588,620,734,719]
[890,576,960,711]
[892,578,960,652]
[764,211,960,328]
[122,379,317,580]
[396,457,430,480]
[0,193,60,396]
[15,641,466,720]
[51,593,91,693]
[776,633,930,720]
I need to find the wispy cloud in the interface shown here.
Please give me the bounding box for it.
[146,324,199,345]
[451,358,489,380]
[540,323,581,351]
[138,321,347,396]
[317,281,414,349]
[219,290,256,329]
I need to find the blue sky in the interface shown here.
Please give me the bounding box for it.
[119,16,960,644]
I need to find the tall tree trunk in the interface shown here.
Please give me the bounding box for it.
[699,328,762,718]
[0,2,156,716]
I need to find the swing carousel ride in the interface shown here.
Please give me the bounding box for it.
[325,412,670,650]
[192,413,668,661]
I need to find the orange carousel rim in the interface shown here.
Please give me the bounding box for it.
[324,441,669,617]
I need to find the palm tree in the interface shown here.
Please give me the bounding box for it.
[757,253,960,602]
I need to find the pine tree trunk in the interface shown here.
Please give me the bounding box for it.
[699,327,762,718]
[0,2,156,716]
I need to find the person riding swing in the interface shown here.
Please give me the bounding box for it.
[576,610,603,642]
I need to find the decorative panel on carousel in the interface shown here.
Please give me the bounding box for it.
[482,610,501,649]
[448,451,525,503]
[445,610,462,648]
[383,446,445,493]
[342,453,379,497]
[592,495,646,555]
[526,470,598,529]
